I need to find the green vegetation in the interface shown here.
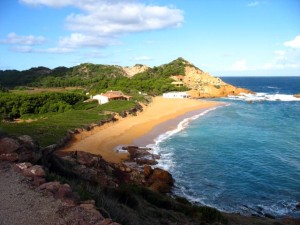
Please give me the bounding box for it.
[0,57,192,146]
[0,92,87,120]
[0,58,191,96]
[0,96,139,147]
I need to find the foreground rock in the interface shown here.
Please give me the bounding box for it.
[50,150,174,193]
[0,161,119,225]
[0,135,41,163]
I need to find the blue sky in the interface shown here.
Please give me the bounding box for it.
[1,0,300,76]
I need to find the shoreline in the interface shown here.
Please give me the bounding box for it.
[60,97,222,163]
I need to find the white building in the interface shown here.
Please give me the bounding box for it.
[92,91,133,105]
[162,92,190,99]
[92,94,109,105]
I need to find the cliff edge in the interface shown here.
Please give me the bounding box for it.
[183,65,252,98]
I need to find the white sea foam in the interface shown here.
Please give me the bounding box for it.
[147,106,223,171]
[227,92,300,102]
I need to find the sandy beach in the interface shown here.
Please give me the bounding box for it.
[61,97,220,163]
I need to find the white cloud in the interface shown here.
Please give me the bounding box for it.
[284,35,300,48]
[247,1,260,7]
[21,1,183,35]
[58,33,118,48]
[20,0,183,49]
[10,45,33,53]
[36,47,74,53]
[231,59,248,71]
[10,45,73,54]
[2,33,46,45]
[261,36,300,70]
[261,49,300,70]
[131,56,153,61]
[64,3,183,36]
[247,1,259,7]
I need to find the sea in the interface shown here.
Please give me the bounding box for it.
[149,77,300,218]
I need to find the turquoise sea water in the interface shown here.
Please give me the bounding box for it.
[150,77,300,218]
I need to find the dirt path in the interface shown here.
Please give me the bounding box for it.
[0,162,66,225]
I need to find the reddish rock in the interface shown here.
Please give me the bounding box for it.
[144,165,153,178]
[22,165,45,177]
[14,162,33,172]
[151,168,174,184]
[17,136,41,163]
[99,218,113,225]
[0,153,19,162]
[39,181,61,192]
[56,184,73,199]
[149,180,172,193]
[136,158,157,165]
[147,168,174,193]
[0,137,20,154]
[33,176,46,186]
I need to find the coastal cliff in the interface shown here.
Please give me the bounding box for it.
[180,63,252,98]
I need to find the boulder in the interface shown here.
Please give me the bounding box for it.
[17,135,41,163]
[149,180,173,193]
[14,162,33,171]
[22,165,46,177]
[144,165,152,178]
[39,181,62,193]
[151,168,174,184]
[0,153,19,162]
[136,157,158,165]
[0,137,20,154]
[147,168,174,193]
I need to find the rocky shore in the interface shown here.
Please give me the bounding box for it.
[1,134,300,225]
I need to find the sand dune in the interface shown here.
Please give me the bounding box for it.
[61,97,220,162]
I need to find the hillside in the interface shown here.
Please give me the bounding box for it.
[0,58,251,97]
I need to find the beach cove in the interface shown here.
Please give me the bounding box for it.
[61,97,221,163]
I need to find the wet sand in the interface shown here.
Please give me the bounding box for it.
[61,97,221,163]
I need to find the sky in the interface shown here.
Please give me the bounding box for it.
[0,0,300,76]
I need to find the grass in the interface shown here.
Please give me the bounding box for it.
[0,100,138,147]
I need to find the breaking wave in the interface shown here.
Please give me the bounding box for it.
[227,93,300,102]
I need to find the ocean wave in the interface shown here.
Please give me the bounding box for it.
[227,93,300,102]
[147,106,223,171]
[267,86,280,89]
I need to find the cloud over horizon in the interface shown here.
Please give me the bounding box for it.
[19,0,184,49]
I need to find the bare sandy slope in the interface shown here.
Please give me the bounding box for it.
[61,97,220,163]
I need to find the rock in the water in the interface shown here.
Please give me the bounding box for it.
[147,168,174,193]
[294,94,300,98]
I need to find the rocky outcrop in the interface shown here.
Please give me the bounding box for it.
[144,166,174,193]
[123,145,159,165]
[0,135,41,163]
[122,64,150,77]
[183,66,253,98]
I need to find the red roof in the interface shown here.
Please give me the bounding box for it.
[102,91,132,99]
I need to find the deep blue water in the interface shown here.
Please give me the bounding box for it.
[151,77,300,217]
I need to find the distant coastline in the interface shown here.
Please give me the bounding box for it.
[61,97,221,163]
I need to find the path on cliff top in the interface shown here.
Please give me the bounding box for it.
[0,162,67,225]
